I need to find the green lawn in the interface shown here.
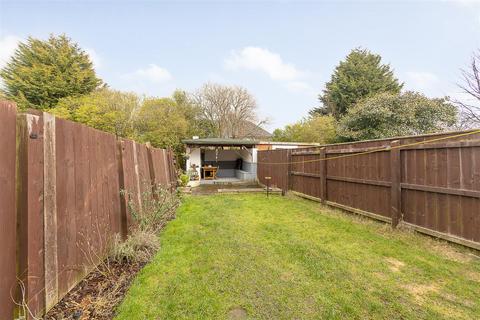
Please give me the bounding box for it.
[116,194,480,320]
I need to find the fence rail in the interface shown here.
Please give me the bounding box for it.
[257,130,480,251]
[0,102,177,319]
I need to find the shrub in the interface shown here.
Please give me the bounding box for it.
[338,91,458,141]
[110,231,159,264]
[122,182,180,233]
[179,174,190,187]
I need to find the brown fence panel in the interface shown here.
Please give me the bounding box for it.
[257,149,289,191]
[0,102,18,319]
[168,149,178,186]
[400,141,480,243]
[135,142,153,190]
[291,152,322,199]
[55,117,77,304]
[150,148,169,185]
[0,103,178,318]
[119,139,140,230]
[16,112,46,317]
[258,130,480,250]
[119,139,152,230]
[325,149,392,219]
[48,118,124,310]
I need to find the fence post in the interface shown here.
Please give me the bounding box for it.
[0,102,17,320]
[43,112,59,311]
[116,139,128,239]
[319,147,327,203]
[390,140,401,228]
[286,149,292,194]
[168,148,177,189]
[145,142,159,199]
[132,142,143,214]
[16,113,46,318]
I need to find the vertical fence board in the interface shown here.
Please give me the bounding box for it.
[55,117,77,298]
[0,102,17,319]
[16,113,46,318]
[117,140,128,237]
[43,113,59,311]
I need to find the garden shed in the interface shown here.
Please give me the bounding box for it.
[183,137,317,183]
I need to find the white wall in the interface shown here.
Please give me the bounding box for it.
[186,147,201,176]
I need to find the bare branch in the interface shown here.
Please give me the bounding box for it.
[456,51,480,128]
[192,83,266,139]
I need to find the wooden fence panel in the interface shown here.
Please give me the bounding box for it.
[120,139,140,230]
[136,143,153,189]
[0,102,18,319]
[16,113,46,317]
[257,149,289,191]
[168,149,177,186]
[55,117,78,302]
[150,148,169,185]
[0,103,178,318]
[400,143,480,243]
[325,150,391,218]
[291,153,321,198]
[258,130,480,250]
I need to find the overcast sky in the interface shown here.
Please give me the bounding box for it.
[1,0,480,130]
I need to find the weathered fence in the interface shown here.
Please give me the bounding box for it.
[0,101,18,320]
[0,102,176,319]
[258,130,480,251]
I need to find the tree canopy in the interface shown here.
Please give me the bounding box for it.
[0,34,102,110]
[312,48,403,119]
[51,88,205,166]
[338,91,458,141]
[135,96,190,153]
[272,115,337,144]
[52,88,140,138]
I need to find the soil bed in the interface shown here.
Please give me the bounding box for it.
[45,259,146,320]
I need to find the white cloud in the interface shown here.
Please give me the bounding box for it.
[224,46,317,97]
[0,35,22,69]
[224,46,303,81]
[284,81,316,95]
[84,47,102,69]
[123,64,172,83]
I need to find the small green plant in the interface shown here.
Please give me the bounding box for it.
[179,174,190,187]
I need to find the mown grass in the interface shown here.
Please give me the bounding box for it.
[116,194,480,320]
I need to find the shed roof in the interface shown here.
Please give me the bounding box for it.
[183,138,259,146]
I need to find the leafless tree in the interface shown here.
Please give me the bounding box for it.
[192,83,267,138]
[456,51,480,128]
